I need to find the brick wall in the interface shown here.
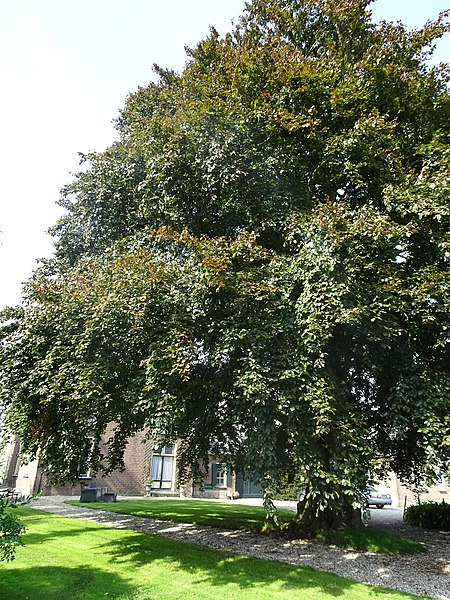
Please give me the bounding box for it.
[39,428,151,497]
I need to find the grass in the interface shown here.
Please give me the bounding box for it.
[314,525,425,555]
[0,507,430,600]
[67,498,295,531]
[67,499,424,554]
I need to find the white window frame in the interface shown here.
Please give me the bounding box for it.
[215,463,227,488]
[437,471,447,493]
[151,445,175,490]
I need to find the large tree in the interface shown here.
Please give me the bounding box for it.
[1,0,449,530]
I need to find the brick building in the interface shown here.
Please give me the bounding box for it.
[0,429,261,499]
[2,431,447,504]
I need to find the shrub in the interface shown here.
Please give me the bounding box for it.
[404,500,450,530]
[0,498,26,561]
[273,472,306,501]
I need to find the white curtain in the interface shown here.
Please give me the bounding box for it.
[152,456,174,487]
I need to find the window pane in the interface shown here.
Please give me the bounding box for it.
[152,456,162,481]
[215,463,227,486]
[162,457,173,481]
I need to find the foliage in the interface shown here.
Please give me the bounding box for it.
[405,500,450,530]
[0,508,425,600]
[0,499,25,562]
[273,471,307,500]
[1,0,450,530]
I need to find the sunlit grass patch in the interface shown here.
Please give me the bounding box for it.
[68,499,423,554]
[0,507,429,600]
[315,525,425,554]
[67,498,294,531]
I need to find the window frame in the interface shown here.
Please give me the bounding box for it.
[213,463,228,488]
[151,445,175,490]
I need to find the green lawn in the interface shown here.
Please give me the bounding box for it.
[68,498,295,531]
[314,525,425,555]
[0,507,429,600]
[67,499,424,554]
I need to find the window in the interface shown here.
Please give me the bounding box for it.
[437,471,447,493]
[12,451,21,477]
[151,445,175,489]
[214,463,227,488]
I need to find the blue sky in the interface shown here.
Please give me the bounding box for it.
[0,0,448,307]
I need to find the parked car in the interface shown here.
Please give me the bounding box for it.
[366,486,392,508]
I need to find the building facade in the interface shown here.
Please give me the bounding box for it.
[1,430,262,499]
[2,430,447,505]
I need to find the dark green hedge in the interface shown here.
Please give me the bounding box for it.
[404,501,450,530]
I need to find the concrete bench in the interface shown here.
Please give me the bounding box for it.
[101,492,117,502]
[79,488,97,502]
[79,484,117,503]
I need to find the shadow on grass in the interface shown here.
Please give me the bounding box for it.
[11,508,423,599]
[93,528,414,598]
[66,499,294,531]
[18,510,110,546]
[324,526,425,554]
[0,565,134,600]
[66,499,423,555]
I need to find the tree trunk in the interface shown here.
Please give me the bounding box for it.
[296,494,362,531]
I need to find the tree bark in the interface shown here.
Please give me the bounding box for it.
[296,494,362,531]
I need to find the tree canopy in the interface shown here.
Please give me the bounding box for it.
[1,0,449,529]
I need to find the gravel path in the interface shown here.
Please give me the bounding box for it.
[29,496,449,600]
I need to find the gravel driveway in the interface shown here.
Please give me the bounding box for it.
[29,496,449,600]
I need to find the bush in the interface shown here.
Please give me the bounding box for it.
[404,500,450,530]
[273,472,306,501]
[0,498,26,561]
